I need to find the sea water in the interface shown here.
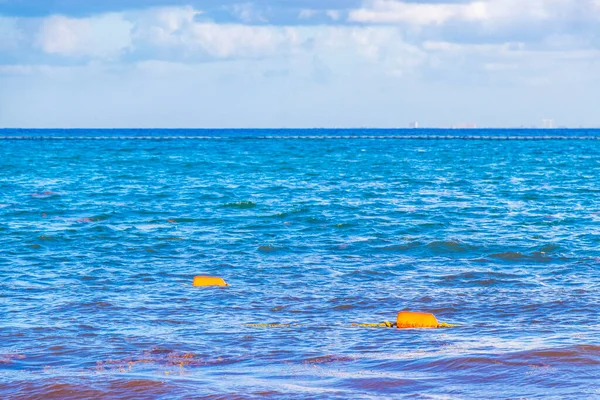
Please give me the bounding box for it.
[1,130,600,399]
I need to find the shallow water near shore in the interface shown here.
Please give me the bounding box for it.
[1,130,600,399]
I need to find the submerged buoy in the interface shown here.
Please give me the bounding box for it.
[396,311,439,329]
[192,276,228,287]
[352,311,457,329]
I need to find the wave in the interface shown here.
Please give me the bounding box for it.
[164,217,201,223]
[490,251,554,262]
[425,240,473,253]
[258,245,285,253]
[303,355,355,364]
[0,379,171,400]
[372,239,477,254]
[439,271,526,287]
[31,191,59,198]
[422,344,600,374]
[267,207,309,218]
[222,201,256,209]
[376,242,422,252]
[339,377,417,392]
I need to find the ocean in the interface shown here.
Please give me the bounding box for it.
[1,129,600,399]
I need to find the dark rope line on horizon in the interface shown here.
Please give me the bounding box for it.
[1,136,599,141]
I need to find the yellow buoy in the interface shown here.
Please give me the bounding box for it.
[192,276,228,287]
[396,311,439,329]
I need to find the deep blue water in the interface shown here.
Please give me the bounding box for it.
[1,130,600,399]
[1,127,600,137]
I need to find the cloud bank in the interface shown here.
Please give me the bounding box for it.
[1,0,599,128]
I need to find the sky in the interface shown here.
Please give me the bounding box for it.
[0,0,599,128]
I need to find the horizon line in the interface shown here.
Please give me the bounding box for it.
[1,127,599,131]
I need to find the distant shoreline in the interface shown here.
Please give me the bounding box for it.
[1,128,599,131]
[1,127,600,140]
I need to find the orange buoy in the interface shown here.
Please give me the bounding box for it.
[396,311,439,329]
[192,276,228,287]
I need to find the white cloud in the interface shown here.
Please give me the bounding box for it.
[128,6,200,48]
[298,9,318,20]
[318,26,425,76]
[3,53,599,129]
[2,6,425,73]
[36,13,131,58]
[187,24,299,58]
[483,62,518,71]
[228,3,268,23]
[37,16,89,55]
[130,8,301,60]
[3,4,600,128]
[423,41,525,54]
[349,0,485,25]
[326,10,342,21]
[0,64,40,74]
[127,7,423,74]
[298,9,342,21]
[348,0,600,25]
[0,17,23,50]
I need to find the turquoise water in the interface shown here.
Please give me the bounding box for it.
[1,131,600,399]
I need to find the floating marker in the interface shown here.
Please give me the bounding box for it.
[351,321,394,328]
[396,311,439,329]
[244,323,301,328]
[244,312,458,330]
[192,276,228,287]
[352,311,457,329]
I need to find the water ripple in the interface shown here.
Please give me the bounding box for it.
[1,135,600,398]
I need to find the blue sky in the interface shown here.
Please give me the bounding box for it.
[1,0,599,128]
